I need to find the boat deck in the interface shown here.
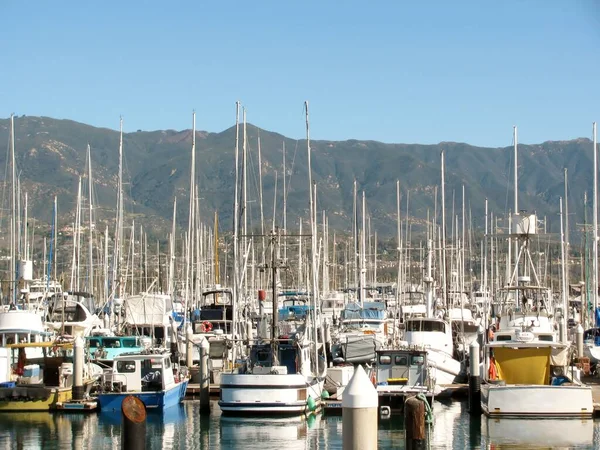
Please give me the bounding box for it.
[581,375,600,416]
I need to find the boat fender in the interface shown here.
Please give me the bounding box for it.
[307,396,317,412]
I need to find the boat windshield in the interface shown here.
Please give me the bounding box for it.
[405,320,446,333]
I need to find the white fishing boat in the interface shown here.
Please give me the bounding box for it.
[219,304,325,415]
[402,317,462,385]
[481,211,592,417]
[46,292,102,338]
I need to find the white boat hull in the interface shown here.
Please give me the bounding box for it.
[481,384,593,418]
[219,373,324,415]
[425,349,462,385]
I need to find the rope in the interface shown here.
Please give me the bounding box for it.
[416,393,434,425]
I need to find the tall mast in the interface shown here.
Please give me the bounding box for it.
[87,144,94,295]
[169,197,177,297]
[258,133,265,265]
[185,111,196,322]
[54,196,58,282]
[242,109,248,296]
[441,150,448,308]
[353,180,358,290]
[593,122,598,312]
[559,197,567,342]
[360,191,367,305]
[118,117,124,299]
[564,168,569,304]
[514,126,518,214]
[232,102,240,362]
[10,114,16,303]
[282,141,287,262]
[513,126,519,275]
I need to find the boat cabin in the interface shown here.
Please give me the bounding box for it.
[106,350,175,393]
[191,289,233,334]
[376,348,429,387]
[87,336,143,361]
[246,339,310,376]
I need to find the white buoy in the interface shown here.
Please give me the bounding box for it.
[342,364,378,450]
[199,337,210,413]
[73,336,84,401]
[576,324,584,359]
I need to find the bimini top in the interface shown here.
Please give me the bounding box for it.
[341,302,386,321]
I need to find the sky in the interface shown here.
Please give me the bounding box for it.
[1,1,599,147]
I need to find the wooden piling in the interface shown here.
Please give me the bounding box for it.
[404,396,425,450]
[122,395,146,450]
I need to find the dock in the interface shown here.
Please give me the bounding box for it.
[185,383,220,399]
[55,400,98,412]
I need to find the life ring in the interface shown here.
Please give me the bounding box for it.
[202,321,213,333]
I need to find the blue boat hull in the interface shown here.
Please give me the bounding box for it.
[98,380,189,413]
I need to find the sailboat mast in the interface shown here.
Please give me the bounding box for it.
[282,141,287,262]
[513,126,519,276]
[118,117,124,299]
[564,168,569,307]
[258,134,265,257]
[10,114,16,303]
[593,122,598,312]
[169,197,177,297]
[87,144,94,295]
[360,191,366,305]
[441,150,448,308]
[232,102,241,363]
[185,111,196,322]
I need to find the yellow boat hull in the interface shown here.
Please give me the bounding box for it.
[0,387,72,411]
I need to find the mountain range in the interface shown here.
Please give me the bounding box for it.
[0,115,595,241]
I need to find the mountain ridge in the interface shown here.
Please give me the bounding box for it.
[0,115,594,239]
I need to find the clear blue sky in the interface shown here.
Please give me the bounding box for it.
[1,1,599,147]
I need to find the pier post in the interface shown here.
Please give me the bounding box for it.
[342,364,378,450]
[199,337,210,413]
[469,340,481,415]
[121,395,146,450]
[73,336,84,401]
[186,325,194,368]
[576,324,584,359]
[405,396,425,450]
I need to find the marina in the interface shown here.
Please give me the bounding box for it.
[2,2,599,448]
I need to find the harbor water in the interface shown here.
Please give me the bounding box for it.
[0,400,599,449]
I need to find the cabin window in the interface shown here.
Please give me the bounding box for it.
[405,320,445,333]
[117,361,136,373]
[164,359,171,369]
[496,335,511,341]
[257,351,270,363]
[123,339,137,348]
[394,356,408,366]
[379,355,392,365]
[538,335,553,342]
[89,339,100,348]
[411,356,424,366]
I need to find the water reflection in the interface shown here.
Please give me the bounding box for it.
[0,400,597,449]
[483,417,594,449]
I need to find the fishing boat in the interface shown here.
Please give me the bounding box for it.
[46,291,103,337]
[0,341,99,411]
[87,335,147,369]
[219,321,325,415]
[219,231,326,416]
[481,210,593,417]
[374,347,436,410]
[97,348,189,412]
